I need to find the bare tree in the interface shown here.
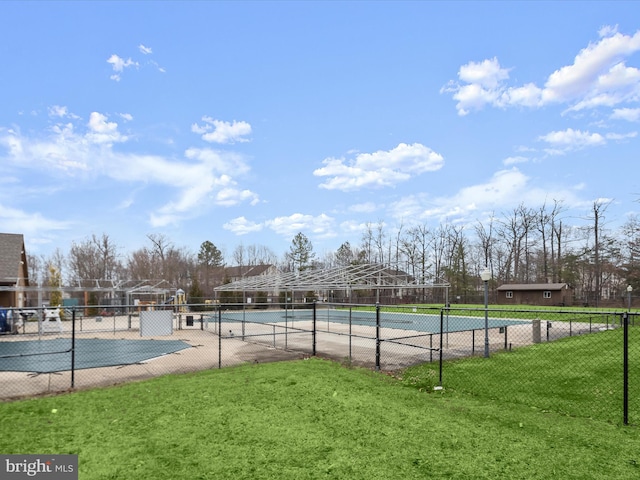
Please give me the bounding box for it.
[535,200,565,283]
[246,244,278,265]
[146,234,172,271]
[26,254,46,287]
[621,215,640,288]
[475,213,495,270]
[163,246,195,288]
[497,204,537,283]
[399,230,418,280]
[393,221,404,271]
[400,223,433,301]
[443,225,471,299]
[232,244,245,267]
[67,234,121,283]
[586,199,612,306]
[373,220,386,265]
[126,247,157,281]
[360,222,374,264]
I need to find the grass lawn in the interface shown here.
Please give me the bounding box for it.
[401,327,640,424]
[1,339,640,480]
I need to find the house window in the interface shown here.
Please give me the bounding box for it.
[543,291,551,299]
[506,291,513,299]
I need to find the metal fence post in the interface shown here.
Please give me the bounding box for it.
[218,307,222,369]
[438,310,444,387]
[312,301,317,356]
[375,303,381,371]
[349,306,352,362]
[623,312,629,425]
[71,309,76,388]
[504,326,508,350]
[472,329,475,355]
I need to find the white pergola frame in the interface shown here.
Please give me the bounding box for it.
[214,264,450,302]
[0,279,173,307]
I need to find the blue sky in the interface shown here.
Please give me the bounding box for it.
[1,1,640,261]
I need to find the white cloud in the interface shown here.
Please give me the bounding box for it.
[536,128,634,154]
[86,112,128,144]
[543,30,640,105]
[348,202,377,213]
[564,63,640,112]
[458,57,510,89]
[266,213,335,238]
[47,105,80,120]
[499,83,544,108]
[106,54,139,81]
[314,143,444,191]
[0,117,258,228]
[191,117,252,144]
[0,203,70,237]
[539,128,605,148]
[215,188,260,207]
[442,81,502,116]
[599,25,619,38]
[149,60,166,74]
[106,54,137,72]
[386,195,425,220]
[184,148,250,176]
[604,131,637,141]
[112,151,257,225]
[223,216,263,235]
[48,105,66,117]
[444,27,640,115]
[441,57,516,114]
[339,220,369,234]
[4,123,92,172]
[611,107,640,121]
[139,44,153,55]
[503,156,529,166]
[119,113,133,122]
[388,167,582,223]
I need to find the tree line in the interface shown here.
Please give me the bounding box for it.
[27,199,640,307]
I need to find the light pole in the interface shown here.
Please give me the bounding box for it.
[480,267,492,358]
[627,285,633,311]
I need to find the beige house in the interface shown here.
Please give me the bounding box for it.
[0,233,30,308]
[221,264,278,283]
[496,283,573,306]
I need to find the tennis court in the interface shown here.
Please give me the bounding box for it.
[212,308,531,333]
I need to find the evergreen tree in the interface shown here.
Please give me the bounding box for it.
[287,232,315,272]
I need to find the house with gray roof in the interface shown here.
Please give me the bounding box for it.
[0,233,29,308]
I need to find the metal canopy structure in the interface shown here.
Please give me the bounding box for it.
[0,280,173,309]
[214,264,450,293]
[0,279,172,295]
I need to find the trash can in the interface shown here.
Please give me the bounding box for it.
[186,315,194,327]
[0,309,8,333]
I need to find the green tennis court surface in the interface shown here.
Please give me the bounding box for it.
[0,338,191,373]
[213,310,531,333]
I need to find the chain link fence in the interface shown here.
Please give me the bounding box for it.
[1,302,637,424]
